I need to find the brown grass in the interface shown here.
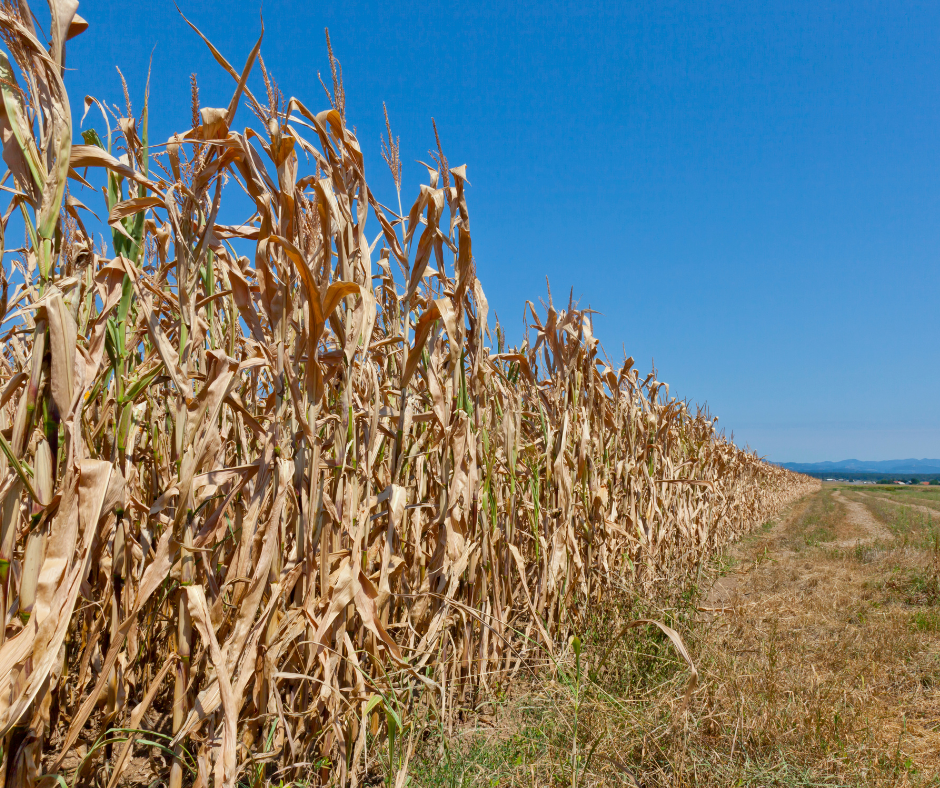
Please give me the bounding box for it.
[411,488,940,787]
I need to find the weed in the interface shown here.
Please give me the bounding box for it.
[911,610,940,632]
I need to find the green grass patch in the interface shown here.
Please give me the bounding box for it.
[783,490,841,549]
[911,609,940,633]
[855,494,939,547]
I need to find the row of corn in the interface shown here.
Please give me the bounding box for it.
[0,3,817,786]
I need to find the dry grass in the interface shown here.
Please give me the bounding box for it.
[0,3,815,786]
[410,488,940,786]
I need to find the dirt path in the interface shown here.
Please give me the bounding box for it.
[696,486,940,784]
[830,489,893,545]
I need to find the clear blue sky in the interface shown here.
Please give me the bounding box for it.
[63,0,940,463]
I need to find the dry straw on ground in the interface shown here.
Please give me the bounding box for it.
[416,488,940,787]
[0,2,815,785]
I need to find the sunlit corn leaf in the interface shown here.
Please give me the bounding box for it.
[0,3,818,786]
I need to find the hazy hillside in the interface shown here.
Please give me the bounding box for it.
[780,458,940,474]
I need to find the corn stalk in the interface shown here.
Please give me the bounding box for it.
[0,4,818,787]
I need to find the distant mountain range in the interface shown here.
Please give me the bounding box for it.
[778,459,940,475]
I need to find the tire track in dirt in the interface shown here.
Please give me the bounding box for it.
[830,490,893,546]
[704,489,890,613]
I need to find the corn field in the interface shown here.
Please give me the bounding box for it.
[0,3,817,786]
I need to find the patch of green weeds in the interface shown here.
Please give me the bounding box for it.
[783,491,841,550]
[902,572,940,606]
[801,522,836,548]
[409,722,551,788]
[853,542,881,564]
[911,610,940,633]
[715,553,739,575]
[880,568,940,610]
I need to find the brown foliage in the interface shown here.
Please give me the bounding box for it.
[0,3,817,785]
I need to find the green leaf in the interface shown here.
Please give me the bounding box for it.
[82,128,104,148]
[123,363,163,403]
[364,694,384,716]
[0,432,38,503]
[117,274,134,335]
[384,704,402,734]
[104,318,120,369]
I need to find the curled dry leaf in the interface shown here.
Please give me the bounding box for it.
[0,3,818,787]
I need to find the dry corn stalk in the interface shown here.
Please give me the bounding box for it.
[0,3,818,786]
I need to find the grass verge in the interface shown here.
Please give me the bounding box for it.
[404,489,940,787]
